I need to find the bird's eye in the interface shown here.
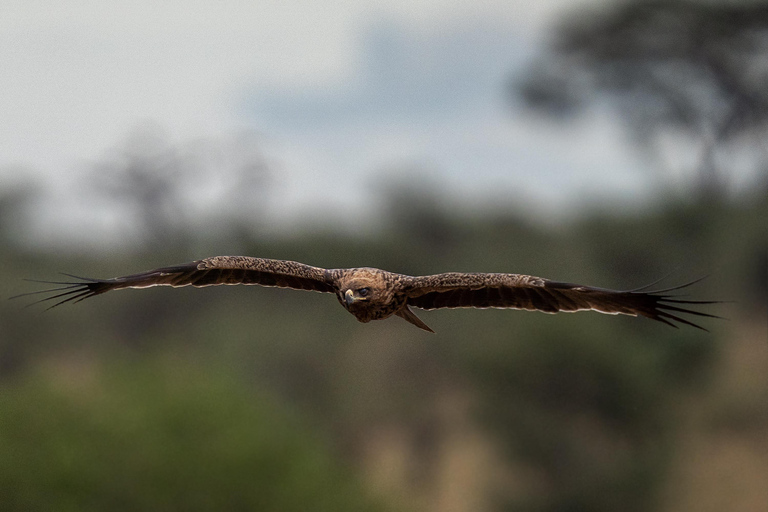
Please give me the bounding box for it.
[357,287,370,297]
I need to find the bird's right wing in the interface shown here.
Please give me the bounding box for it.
[13,256,337,308]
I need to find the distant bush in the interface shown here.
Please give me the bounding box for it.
[0,355,387,512]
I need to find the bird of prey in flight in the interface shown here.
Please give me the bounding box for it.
[16,255,718,333]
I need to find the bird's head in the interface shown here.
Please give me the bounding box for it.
[336,268,395,320]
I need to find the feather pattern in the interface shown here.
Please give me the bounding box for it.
[12,256,720,332]
[404,274,719,330]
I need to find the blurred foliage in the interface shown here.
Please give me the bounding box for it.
[516,0,768,201]
[0,355,388,512]
[2,184,765,511]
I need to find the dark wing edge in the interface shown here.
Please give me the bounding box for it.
[404,273,721,331]
[11,256,336,309]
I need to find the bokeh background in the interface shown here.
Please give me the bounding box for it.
[2,1,766,511]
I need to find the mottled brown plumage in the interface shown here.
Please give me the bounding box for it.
[15,256,719,333]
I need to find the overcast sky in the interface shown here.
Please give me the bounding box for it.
[2,0,670,244]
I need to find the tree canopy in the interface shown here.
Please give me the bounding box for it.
[517,0,768,200]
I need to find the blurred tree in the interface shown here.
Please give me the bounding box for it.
[90,125,271,251]
[90,125,193,250]
[516,0,768,202]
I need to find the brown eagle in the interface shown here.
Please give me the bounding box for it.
[17,255,718,333]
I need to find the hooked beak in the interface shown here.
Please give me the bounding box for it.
[344,289,356,307]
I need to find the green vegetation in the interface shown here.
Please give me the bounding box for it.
[0,355,387,512]
[0,190,765,511]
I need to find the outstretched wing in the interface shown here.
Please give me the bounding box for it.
[15,256,337,308]
[403,273,719,330]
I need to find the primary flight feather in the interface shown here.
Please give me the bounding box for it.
[16,255,719,333]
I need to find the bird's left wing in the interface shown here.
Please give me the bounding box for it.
[403,272,719,330]
[15,256,337,308]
